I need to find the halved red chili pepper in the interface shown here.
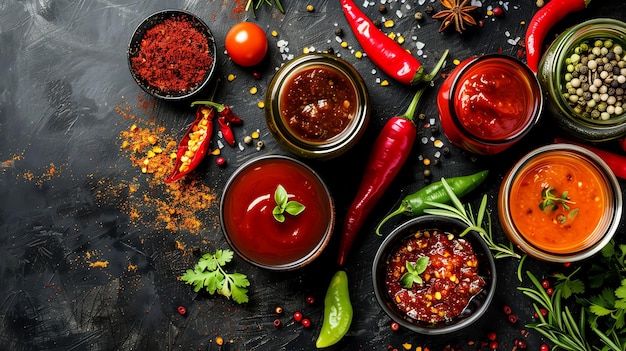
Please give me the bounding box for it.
[218,116,236,146]
[340,0,448,85]
[164,106,214,183]
[525,0,592,74]
[554,138,626,180]
[336,50,449,267]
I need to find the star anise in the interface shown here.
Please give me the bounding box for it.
[432,0,478,34]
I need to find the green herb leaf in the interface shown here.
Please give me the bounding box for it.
[272,184,305,222]
[400,256,429,288]
[180,249,250,304]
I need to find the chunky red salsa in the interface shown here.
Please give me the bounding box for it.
[385,230,485,323]
[279,65,357,141]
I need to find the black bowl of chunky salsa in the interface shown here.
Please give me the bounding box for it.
[372,215,496,335]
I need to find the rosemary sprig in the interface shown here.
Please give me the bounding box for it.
[245,0,285,18]
[424,178,521,260]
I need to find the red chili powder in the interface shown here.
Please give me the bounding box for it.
[131,16,213,93]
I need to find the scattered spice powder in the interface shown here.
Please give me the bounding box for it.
[112,95,218,234]
[130,16,213,94]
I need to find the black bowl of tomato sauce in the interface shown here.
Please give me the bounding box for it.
[372,215,496,335]
[127,10,217,100]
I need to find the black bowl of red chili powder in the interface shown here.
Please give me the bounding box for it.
[372,215,496,335]
[127,10,217,100]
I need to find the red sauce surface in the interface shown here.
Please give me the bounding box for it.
[280,65,357,141]
[509,152,608,253]
[454,61,535,141]
[222,158,332,266]
[385,231,485,323]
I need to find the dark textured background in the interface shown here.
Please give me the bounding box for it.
[1,1,625,350]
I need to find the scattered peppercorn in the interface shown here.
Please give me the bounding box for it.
[275,306,283,314]
[540,344,549,351]
[293,311,303,322]
[487,332,497,341]
[508,313,518,323]
[306,4,314,12]
[305,296,315,305]
[273,318,281,327]
[390,321,400,331]
[492,7,504,17]
[177,305,187,315]
[301,318,311,328]
[424,5,435,15]
[373,19,382,28]
[215,157,226,166]
[378,4,387,13]
[546,287,554,296]
[489,341,499,350]
[252,72,261,80]
[423,169,432,178]
[335,28,344,37]
[515,339,528,349]
[503,305,512,315]
[414,12,424,21]
[541,279,550,289]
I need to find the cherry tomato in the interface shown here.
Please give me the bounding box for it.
[225,22,268,67]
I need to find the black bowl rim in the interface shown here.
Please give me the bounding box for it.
[372,214,497,335]
[127,9,217,101]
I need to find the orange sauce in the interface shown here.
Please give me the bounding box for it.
[509,153,609,254]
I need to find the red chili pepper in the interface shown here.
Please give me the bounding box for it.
[336,53,447,267]
[221,105,243,125]
[340,0,448,85]
[164,106,214,183]
[554,138,626,179]
[218,116,236,146]
[618,137,626,153]
[525,0,591,73]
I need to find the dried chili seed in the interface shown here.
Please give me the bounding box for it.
[177,305,187,315]
[301,318,311,328]
[293,311,303,322]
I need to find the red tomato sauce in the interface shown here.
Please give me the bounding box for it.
[384,230,485,323]
[279,65,357,142]
[454,61,535,141]
[509,153,609,254]
[222,158,333,267]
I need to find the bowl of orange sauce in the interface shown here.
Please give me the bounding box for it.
[498,144,622,262]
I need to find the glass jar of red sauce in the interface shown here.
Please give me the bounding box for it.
[498,144,622,262]
[437,54,543,155]
[220,155,335,271]
[265,53,370,160]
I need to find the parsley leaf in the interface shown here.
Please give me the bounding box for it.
[181,249,250,304]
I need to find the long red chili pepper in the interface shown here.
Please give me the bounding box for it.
[618,137,626,153]
[525,0,592,74]
[554,138,626,180]
[336,50,449,267]
[340,0,447,86]
[164,105,214,183]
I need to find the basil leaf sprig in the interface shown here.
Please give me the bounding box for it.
[272,184,305,222]
[400,256,429,288]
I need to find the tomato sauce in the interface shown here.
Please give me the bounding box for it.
[384,230,485,323]
[279,65,357,142]
[509,153,609,254]
[222,157,333,267]
[437,55,541,155]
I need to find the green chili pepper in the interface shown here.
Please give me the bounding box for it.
[375,170,489,235]
[315,270,353,348]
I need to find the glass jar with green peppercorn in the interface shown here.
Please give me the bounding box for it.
[538,18,626,142]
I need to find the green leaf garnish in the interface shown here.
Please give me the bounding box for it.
[400,256,429,288]
[272,185,305,222]
[180,249,250,304]
[539,186,577,213]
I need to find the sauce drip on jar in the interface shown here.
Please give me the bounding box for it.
[384,230,485,323]
[280,65,357,141]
